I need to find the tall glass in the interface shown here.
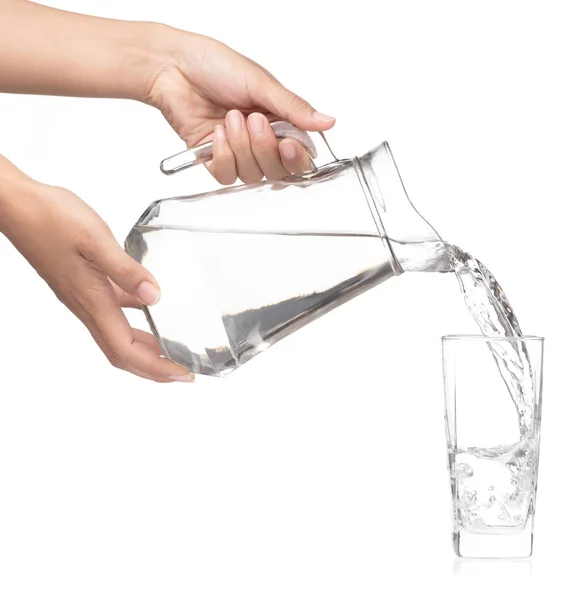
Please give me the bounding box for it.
[442,335,544,558]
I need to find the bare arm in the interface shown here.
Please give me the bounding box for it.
[0,0,162,100]
[0,0,334,181]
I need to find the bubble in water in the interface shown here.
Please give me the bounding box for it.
[515,448,527,460]
[460,490,477,508]
[457,463,473,479]
[455,442,535,531]
[498,505,512,522]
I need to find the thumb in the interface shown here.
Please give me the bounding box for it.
[261,78,336,132]
[87,235,161,306]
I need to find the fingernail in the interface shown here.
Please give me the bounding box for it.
[280,140,297,160]
[313,111,336,124]
[227,110,243,131]
[248,113,265,135]
[169,374,195,382]
[214,124,226,143]
[137,281,161,306]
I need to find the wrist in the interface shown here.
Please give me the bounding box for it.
[0,157,44,237]
[117,22,166,102]
[124,22,194,104]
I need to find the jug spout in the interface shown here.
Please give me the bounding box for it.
[357,143,452,273]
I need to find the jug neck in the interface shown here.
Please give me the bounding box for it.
[355,142,444,274]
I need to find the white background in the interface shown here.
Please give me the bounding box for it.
[0,1,583,598]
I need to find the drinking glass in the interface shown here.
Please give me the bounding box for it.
[442,335,544,558]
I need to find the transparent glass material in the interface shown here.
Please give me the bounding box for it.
[442,335,544,558]
[125,140,450,376]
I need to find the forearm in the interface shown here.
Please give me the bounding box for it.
[0,0,169,101]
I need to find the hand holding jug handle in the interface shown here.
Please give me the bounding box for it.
[159,121,337,176]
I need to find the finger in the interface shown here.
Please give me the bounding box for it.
[112,282,142,309]
[279,139,313,174]
[93,324,169,382]
[114,341,172,382]
[258,77,336,132]
[207,124,237,185]
[80,282,193,382]
[225,109,264,184]
[81,233,161,307]
[131,328,163,356]
[98,334,179,382]
[247,113,290,180]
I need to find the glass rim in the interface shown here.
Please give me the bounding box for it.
[442,334,544,342]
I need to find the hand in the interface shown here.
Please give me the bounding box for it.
[145,30,336,184]
[0,179,194,383]
[0,7,335,184]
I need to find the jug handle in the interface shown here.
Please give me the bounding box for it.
[159,120,337,176]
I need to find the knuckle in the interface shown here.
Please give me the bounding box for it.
[286,90,309,111]
[227,136,250,151]
[76,228,96,259]
[217,173,237,185]
[240,172,264,184]
[146,357,166,381]
[213,153,234,168]
[79,290,101,315]
[214,147,233,160]
[46,184,71,199]
[106,346,130,370]
[111,259,135,286]
[265,169,288,181]
[251,138,276,156]
[213,143,234,160]
[74,279,111,315]
[210,164,237,185]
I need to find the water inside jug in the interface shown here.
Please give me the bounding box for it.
[125,136,451,376]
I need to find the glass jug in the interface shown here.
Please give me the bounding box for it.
[125,124,450,376]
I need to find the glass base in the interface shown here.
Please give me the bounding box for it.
[453,526,533,559]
